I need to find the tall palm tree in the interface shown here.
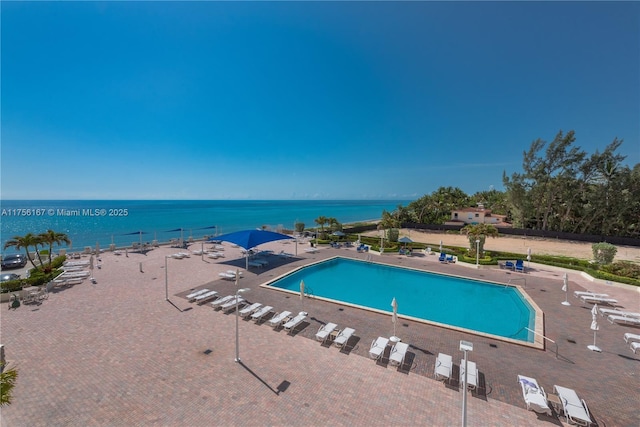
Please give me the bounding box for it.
[460,223,499,256]
[39,230,71,265]
[3,233,43,270]
[314,216,328,237]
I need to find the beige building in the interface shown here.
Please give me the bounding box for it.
[447,204,509,227]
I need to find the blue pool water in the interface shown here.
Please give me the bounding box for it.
[267,257,535,342]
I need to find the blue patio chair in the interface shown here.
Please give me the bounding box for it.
[439,253,447,262]
[515,259,525,272]
[505,261,515,270]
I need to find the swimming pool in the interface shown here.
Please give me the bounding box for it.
[265,257,538,344]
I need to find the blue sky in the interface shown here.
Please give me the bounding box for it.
[2,1,638,200]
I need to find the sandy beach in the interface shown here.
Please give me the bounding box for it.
[1,237,639,426]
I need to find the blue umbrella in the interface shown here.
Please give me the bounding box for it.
[211,229,293,250]
[212,229,294,269]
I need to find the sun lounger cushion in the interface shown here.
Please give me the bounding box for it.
[623,333,640,343]
[251,305,273,322]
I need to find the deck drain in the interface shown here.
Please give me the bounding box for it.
[203,349,212,355]
[402,323,409,327]
[567,339,576,344]
[338,308,344,311]
[489,344,498,348]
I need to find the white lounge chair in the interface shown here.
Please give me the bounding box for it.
[218,272,238,280]
[186,289,210,300]
[607,315,640,325]
[460,359,478,390]
[434,353,452,382]
[218,296,245,311]
[554,385,593,426]
[517,375,551,415]
[268,311,292,329]
[210,295,235,308]
[315,323,338,343]
[623,333,640,343]
[574,291,608,299]
[631,342,640,354]
[304,247,319,253]
[389,342,409,367]
[283,312,307,334]
[333,327,355,349]
[251,305,273,323]
[369,337,389,360]
[239,302,262,318]
[579,295,618,305]
[193,290,219,304]
[599,308,640,318]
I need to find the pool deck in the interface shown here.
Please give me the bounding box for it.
[1,242,639,426]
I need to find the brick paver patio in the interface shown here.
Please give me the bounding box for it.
[1,242,638,426]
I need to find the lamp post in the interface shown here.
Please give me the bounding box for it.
[235,287,250,362]
[475,239,480,269]
[164,255,170,301]
[460,340,473,427]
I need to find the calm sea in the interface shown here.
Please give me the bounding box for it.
[0,200,407,254]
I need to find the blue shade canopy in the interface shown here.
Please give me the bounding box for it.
[197,225,218,230]
[164,228,185,233]
[122,231,148,235]
[211,229,293,250]
[398,237,413,243]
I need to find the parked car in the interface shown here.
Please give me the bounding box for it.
[1,273,20,282]
[1,254,28,270]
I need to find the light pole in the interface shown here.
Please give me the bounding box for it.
[475,239,480,269]
[164,255,170,301]
[460,340,473,427]
[235,287,250,362]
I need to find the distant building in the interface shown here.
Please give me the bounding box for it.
[446,204,510,227]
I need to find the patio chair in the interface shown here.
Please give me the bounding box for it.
[250,305,273,323]
[460,359,478,390]
[434,353,453,382]
[268,311,292,329]
[218,296,245,312]
[369,337,389,360]
[283,312,307,334]
[553,385,593,426]
[315,322,338,343]
[333,327,355,349]
[186,289,210,301]
[575,291,609,299]
[504,260,515,270]
[210,295,235,308]
[389,342,409,367]
[515,259,525,272]
[239,302,262,318]
[607,315,640,326]
[517,375,552,415]
[579,295,618,305]
[599,308,640,318]
[623,333,640,343]
[438,253,447,262]
[193,290,219,305]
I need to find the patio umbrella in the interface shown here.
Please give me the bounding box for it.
[527,247,532,267]
[213,229,294,269]
[439,240,443,253]
[561,273,570,306]
[95,241,100,257]
[300,280,305,300]
[398,236,413,249]
[588,304,601,352]
[391,297,398,338]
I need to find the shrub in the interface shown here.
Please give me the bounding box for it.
[1,279,24,293]
[601,261,640,280]
[387,228,399,243]
[592,242,617,265]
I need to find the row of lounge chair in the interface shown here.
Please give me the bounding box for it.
[438,253,456,263]
[433,353,479,390]
[501,259,525,272]
[624,332,640,354]
[368,337,410,367]
[315,323,356,349]
[518,375,594,426]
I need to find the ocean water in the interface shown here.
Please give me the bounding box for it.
[0,200,407,253]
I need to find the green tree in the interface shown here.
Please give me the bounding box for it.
[3,233,43,270]
[460,224,499,256]
[39,230,71,266]
[0,364,18,406]
[294,222,305,233]
[314,216,328,239]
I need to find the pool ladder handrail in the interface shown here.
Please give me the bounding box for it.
[505,277,526,288]
[303,286,315,299]
[525,327,558,359]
